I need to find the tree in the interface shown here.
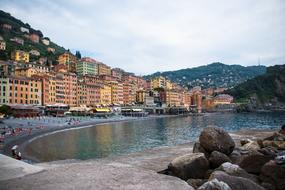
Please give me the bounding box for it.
[0,105,12,116]
[75,50,81,59]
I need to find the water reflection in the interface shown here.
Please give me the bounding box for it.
[25,112,285,162]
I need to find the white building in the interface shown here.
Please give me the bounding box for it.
[20,27,29,33]
[41,38,50,46]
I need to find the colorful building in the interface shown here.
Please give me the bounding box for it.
[97,62,111,76]
[30,33,40,43]
[11,50,29,63]
[151,76,166,90]
[77,57,97,76]
[0,76,42,105]
[111,68,124,80]
[100,84,112,105]
[110,81,124,105]
[58,51,78,73]
[213,94,233,105]
[0,78,9,104]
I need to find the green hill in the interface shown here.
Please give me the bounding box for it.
[226,64,285,103]
[144,62,266,89]
[0,10,66,64]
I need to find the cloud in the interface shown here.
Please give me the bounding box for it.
[1,0,285,74]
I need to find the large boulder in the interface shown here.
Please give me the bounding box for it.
[242,141,261,152]
[210,171,265,190]
[239,155,272,174]
[209,151,232,168]
[197,178,232,190]
[263,132,285,141]
[217,162,259,184]
[258,146,278,157]
[263,140,285,150]
[168,153,209,180]
[260,160,285,190]
[199,126,235,155]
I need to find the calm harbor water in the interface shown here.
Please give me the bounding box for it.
[24,112,285,162]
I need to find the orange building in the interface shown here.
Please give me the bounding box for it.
[30,33,40,43]
[58,51,78,73]
[213,94,233,105]
[6,76,42,105]
[77,81,100,106]
[110,81,124,105]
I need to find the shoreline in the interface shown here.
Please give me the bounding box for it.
[1,114,190,162]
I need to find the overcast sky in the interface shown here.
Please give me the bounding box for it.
[2,0,285,75]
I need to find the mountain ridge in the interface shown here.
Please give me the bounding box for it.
[144,62,266,89]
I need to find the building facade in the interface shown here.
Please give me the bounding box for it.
[77,58,97,76]
[58,52,78,73]
[11,50,29,63]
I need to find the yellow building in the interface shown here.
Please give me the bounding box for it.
[15,68,37,77]
[110,81,124,105]
[11,50,29,63]
[151,76,166,89]
[100,84,112,105]
[15,64,50,78]
[136,90,146,104]
[58,51,77,73]
[97,62,111,76]
[166,80,173,90]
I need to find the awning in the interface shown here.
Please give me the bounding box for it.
[132,109,143,112]
[94,108,110,112]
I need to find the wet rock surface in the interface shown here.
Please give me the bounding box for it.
[168,153,209,180]
[164,127,285,190]
[199,126,235,155]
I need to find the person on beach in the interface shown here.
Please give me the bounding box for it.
[29,128,32,135]
[279,124,285,135]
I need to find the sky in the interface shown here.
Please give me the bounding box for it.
[1,0,285,75]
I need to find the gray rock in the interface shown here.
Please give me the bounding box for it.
[262,140,285,150]
[199,126,235,155]
[263,132,285,141]
[197,178,232,190]
[210,171,265,190]
[209,151,232,169]
[274,155,285,165]
[242,140,260,152]
[217,162,259,183]
[239,154,272,174]
[260,160,285,190]
[258,146,278,157]
[168,153,209,180]
[187,178,207,189]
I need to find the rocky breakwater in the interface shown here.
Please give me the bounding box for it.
[163,126,285,190]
